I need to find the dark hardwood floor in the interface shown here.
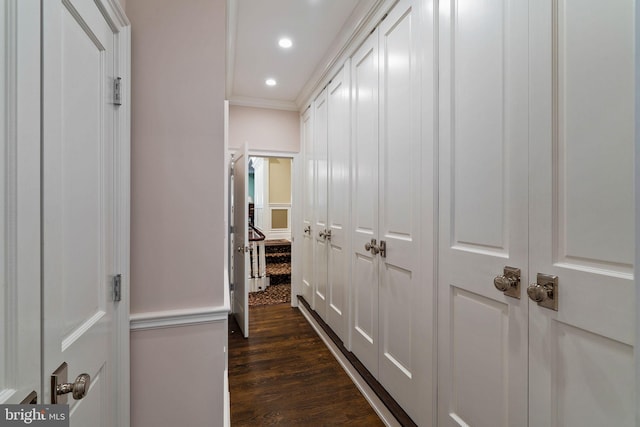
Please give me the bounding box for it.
[228,304,385,426]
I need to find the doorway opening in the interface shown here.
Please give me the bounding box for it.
[247,156,293,307]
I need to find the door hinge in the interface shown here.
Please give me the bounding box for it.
[230,225,235,234]
[229,282,235,291]
[113,274,122,302]
[114,77,122,106]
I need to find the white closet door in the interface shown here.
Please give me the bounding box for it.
[438,0,529,426]
[327,64,351,342]
[529,1,635,425]
[376,0,426,420]
[313,89,329,319]
[301,107,314,304]
[350,30,379,373]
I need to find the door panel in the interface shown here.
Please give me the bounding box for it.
[43,0,116,422]
[327,65,350,342]
[529,0,635,425]
[301,108,314,303]
[313,90,328,318]
[450,288,510,427]
[232,143,249,337]
[438,0,529,425]
[350,30,379,373]
[377,0,423,419]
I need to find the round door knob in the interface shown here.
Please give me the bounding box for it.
[56,373,90,400]
[364,242,371,251]
[527,283,547,302]
[494,275,516,292]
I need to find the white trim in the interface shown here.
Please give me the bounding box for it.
[131,274,231,331]
[130,305,230,331]
[247,149,296,159]
[223,369,230,427]
[104,0,130,26]
[96,0,131,424]
[298,303,401,427]
[295,0,391,109]
[635,0,640,421]
[230,96,298,112]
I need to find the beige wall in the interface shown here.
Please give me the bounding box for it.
[126,0,227,425]
[130,323,226,426]
[128,0,225,313]
[229,105,300,153]
[268,158,292,204]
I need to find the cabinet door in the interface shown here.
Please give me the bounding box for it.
[529,1,635,425]
[327,65,350,342]
[437,0,529,425]
[313,89,329,319]
[350,29,379,372]
[301,107,314,304]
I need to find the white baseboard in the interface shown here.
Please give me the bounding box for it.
[297,303,401,427]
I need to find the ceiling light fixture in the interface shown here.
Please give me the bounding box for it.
[278,38,293,49]
[265,78,277,87]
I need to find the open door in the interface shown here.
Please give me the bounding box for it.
[232,143,249,337]
[42,0,127,422]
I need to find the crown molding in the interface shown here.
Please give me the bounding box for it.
[295,0,392,108]
[229,96,299,112]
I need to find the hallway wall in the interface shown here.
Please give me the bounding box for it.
[229,105,300,153]
[126,0,227,425]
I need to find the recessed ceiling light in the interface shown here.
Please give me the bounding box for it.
[278,38,293,49]
[265,78,277,87]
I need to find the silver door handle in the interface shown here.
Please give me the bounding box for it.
[57,373,90,401]
[527,273,558,311]
[365,239,379,255]
[493,266,521,299]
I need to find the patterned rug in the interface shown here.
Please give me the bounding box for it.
[249,283,291,306]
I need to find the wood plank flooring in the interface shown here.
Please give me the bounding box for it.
[228,304,384,426]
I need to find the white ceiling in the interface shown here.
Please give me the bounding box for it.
[227,0,370,111]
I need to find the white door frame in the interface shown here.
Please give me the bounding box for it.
[635,2,640,421]
[247,150,298,307]
[106,2,131,425]
[0,0,41,406]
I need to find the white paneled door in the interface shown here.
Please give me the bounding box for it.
[313,89,329,319]
[42,0,120,423]
[439,0,635,426]
[326,64,351,343]
[438,0,529,425]
[351,26,380,375]
[233,143,249,337]
[350,0,429,423]
[301,107,315,304]
[529,1,635,425]
[376,0,425,419]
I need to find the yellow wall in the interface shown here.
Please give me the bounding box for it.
[268,158,292,204]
